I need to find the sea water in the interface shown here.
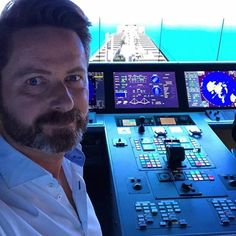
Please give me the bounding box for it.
[90,24,236,61]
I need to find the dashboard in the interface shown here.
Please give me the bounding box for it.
[88,62,236,114]
[85,62,236,236]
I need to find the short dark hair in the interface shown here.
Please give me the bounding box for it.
[0,0,91,72]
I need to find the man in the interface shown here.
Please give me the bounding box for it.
[0,0,102,235]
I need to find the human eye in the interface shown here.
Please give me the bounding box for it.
[26,77,43,86]
[66,74,83,82]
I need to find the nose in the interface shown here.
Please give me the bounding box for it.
[49,82,74,112]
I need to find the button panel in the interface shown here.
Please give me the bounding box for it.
[211,198,236,225]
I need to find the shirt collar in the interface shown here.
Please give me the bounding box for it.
[64,144,85,167]
[0,136,85,189]
[0,136,49,188]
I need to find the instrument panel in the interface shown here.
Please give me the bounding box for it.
[88,62,236,114]
[94,112,236,236]
[86,62,236,235]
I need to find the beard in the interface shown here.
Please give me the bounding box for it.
[0,106,88,154]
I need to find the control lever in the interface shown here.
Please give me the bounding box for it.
[154,127,167,137]
[165,140,185,170]
[138,116,145,134]
[113,138,127,147]
[181,183,195,193]
[188,126,202,138]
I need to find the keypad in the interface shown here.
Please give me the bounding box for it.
[185,152,210,167]
[185,170,214,181]
[139,153,162,168]
[212,198,236,225]
[135,201,158,230]
[157,200,187,228]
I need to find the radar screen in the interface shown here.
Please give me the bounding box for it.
[113,71,179,109]
[88,72,105,110]
[185,71,236,108]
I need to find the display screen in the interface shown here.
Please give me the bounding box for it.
[114,71,179,109]
[88,72,105,110]
[185,71,236,108]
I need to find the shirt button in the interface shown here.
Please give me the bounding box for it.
[57,194,62,200]
[48,183,55,188]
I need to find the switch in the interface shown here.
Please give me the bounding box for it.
[113,138,127,147]
[133,182,142,191]
[181,183,195,193]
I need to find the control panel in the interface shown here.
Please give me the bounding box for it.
[102,112,236,236]
[86,63,236,235]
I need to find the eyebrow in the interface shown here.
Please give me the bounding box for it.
[66,66,86,74]
[13,66,86,78]
[13,67,51,78]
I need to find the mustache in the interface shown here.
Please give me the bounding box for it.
[35,109,81,126]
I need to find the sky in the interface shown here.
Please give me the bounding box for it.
[0,0,235,27]
[76,0,236,27]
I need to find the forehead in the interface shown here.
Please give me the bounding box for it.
[8,26,87,67]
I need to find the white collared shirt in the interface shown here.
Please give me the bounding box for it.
[0,137,102,236]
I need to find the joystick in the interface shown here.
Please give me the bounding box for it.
[138,116,145,134]
[165,140,185,170]
[181,183,195,193]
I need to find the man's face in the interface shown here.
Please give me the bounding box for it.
[0,27,89,153]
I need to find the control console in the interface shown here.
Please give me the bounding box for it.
[103,112,236,236]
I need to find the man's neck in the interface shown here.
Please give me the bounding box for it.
[1,131,78,211]
[1,131,64,179]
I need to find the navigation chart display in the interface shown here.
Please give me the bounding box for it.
[114,71,179,109]
[185,71,236,108]
[88,72,105,110]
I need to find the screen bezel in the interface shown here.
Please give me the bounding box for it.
[109,63,184,113]
[181,62,236,111]
[89,62,236,114]
[113,70,180,110]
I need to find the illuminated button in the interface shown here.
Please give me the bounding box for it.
[142,144,155,151]
[146,216,154,224]
[160,221,167,227]
[227,214,235,220]
[174,208,181,213]
[151,208,158,216]
[179,219,187,227]
[221,218,230,225]
[136,206,142,211]
[138,222,147,230]
[208,176,215,181]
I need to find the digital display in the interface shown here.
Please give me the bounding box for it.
[88,72,105,110]
[160,117,176,125]
[122,119,137,126]
[114,71,179,109]
[185,71,236,108]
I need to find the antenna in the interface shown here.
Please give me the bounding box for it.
[98,17,101,62]
[216,18,224,61]
[158,18,163,61]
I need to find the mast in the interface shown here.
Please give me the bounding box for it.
[216,18,225,61]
